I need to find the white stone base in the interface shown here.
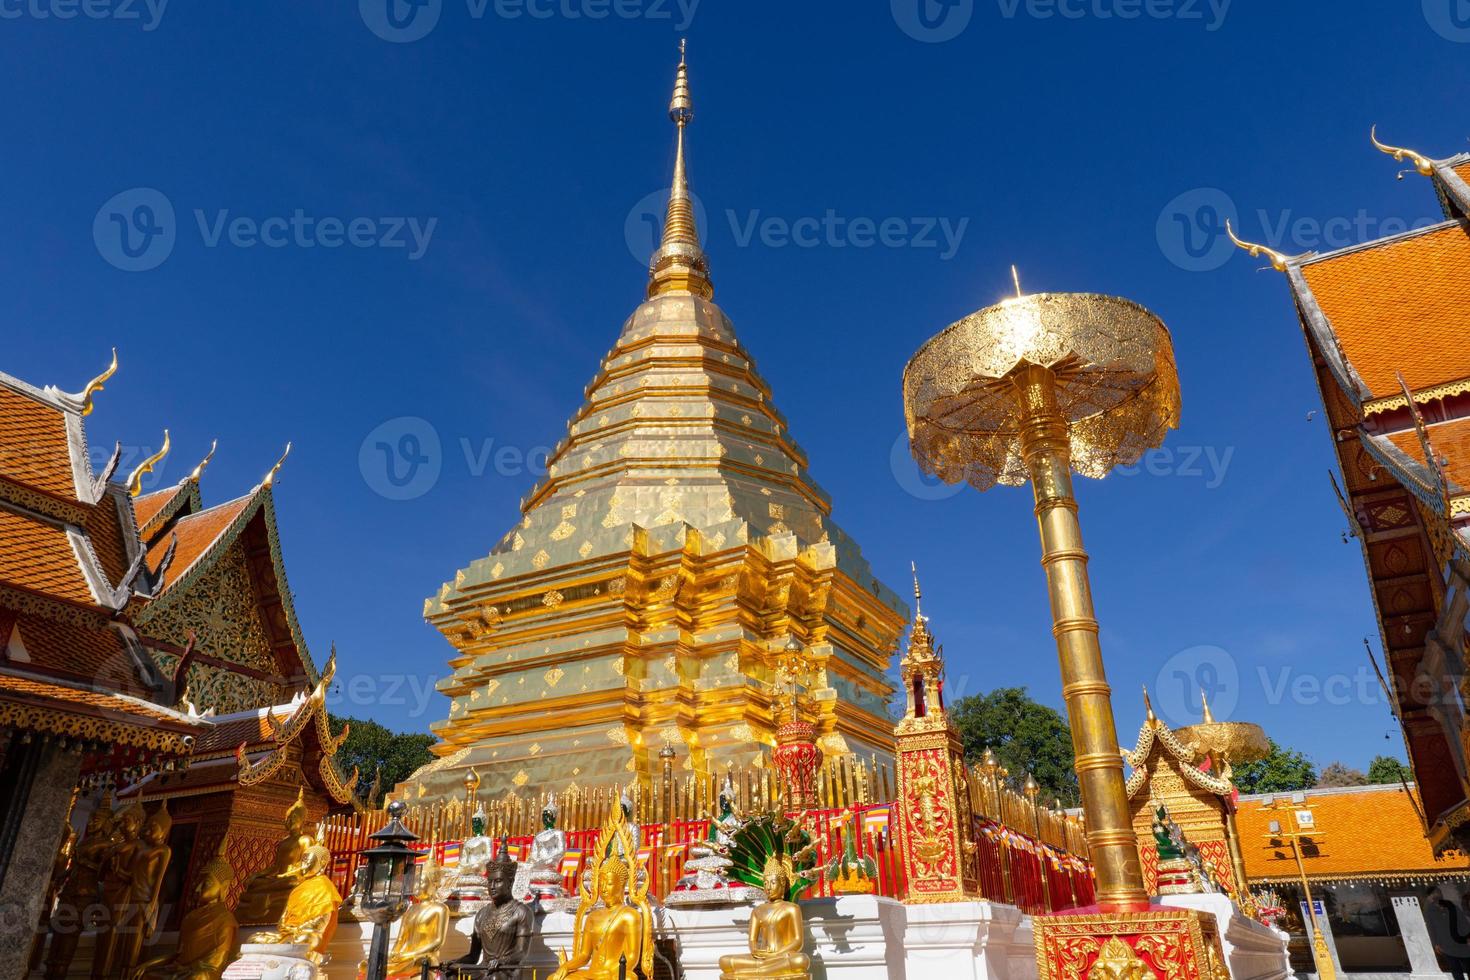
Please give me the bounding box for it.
[1160,894,1295,980]
[222,942,321,980]
[320,897,1037,980]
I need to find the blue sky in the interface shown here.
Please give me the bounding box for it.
[5,2,1467,772]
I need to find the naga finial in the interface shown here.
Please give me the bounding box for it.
[1142,684,1156,724]
[188,439,218,483]
[262,441,291,487]
[1370,125,1435,178]
[126,430,171,497]
[77,348,119,416]
[1225,218,1292,272]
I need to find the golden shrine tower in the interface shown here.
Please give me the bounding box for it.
[406,46,908,803]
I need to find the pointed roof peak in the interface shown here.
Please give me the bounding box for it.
[648,39,712,301]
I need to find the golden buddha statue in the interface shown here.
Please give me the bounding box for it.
[549,811,653,980]
[45,802,114,980]
[237,788,314,924]
[129,838,237,980]
[249,841,343,964]
[718,854,811,980]
[381,850,450,979]
[92,802,146,979]
[115,802,175,974]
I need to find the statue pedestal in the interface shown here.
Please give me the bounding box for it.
[1160,893,1295,980]
[222,942,320,980]
[1033,905,1233,980]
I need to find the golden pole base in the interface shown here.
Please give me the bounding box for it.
[1014,364,1149,913]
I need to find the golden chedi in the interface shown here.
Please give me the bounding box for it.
[129,839,237,980]
[549,809,653,980]
[237,788,315,924]
[409,42,908,805]
[381,850,450,979]
[249,840,342,964]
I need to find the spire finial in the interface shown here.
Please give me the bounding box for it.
[1370,125,1435,178]
[1199,686,1215,724]
[910,560,924,619]
[262,441,291,488]
[187,439,218,484]
[77,348,119,417]
[1142,685,1156,724]
[1011,265,1023,298]
[126,430,171,497]
[1224,218,1294,272]
[648,39,712,300]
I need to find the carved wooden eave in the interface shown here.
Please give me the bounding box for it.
[232,655,357,805]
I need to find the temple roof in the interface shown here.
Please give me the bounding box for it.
[1237,784,1470,883]
[1124,704,1232,800]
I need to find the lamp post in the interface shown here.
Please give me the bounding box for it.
[1024,773,1053,912]
[904,289,1180,913]
[362,800,420,980]
[1264,794,1336,980]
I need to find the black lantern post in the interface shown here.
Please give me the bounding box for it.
[362,800,420,980]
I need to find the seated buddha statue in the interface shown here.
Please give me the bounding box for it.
[380,851,450,979]
[237,789,313,924]
[524,797,568,899]
[717,855,811,980]
[549,816,652,980]
[673,776,740,895]
[445,808,494,904]
[129,839,237,980]
[249,842,342,964]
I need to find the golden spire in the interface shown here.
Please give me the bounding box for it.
[188,439,218,484]
[126,430,171,497]
[262,441,291,487]
[1199,686,1216,724]
[1142,685,1156,724]
[1370,125,1435,178]
[910,560,924,620]
[1010,264,1023,298]
[78,348,119,416]
[648,39,712,300]
[1224,218,1293,272]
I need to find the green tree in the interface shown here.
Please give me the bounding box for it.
[1367,755,1411,785]
[329,714,435,807]
[1231,739,1316,794]
[948,687,1079,806]
[1315,762,1369,788]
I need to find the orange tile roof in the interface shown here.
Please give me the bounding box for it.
[83,495,132,588]
[132,486,178,531]
[1238,785,1470,882]
[194,709,286,755]
[0,672,184,726]
[0,385,75,498]
[0,507,92,604]
[1385,417,1470,497]
[1300,223,1470,400]
[146,495,251,584]
[0,609,152,696]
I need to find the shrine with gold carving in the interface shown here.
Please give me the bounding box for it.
[7,12,1470,980]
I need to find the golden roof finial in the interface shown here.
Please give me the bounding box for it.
[1224,218,1292,272]
[262,441,291,487]
[1370,125,1435,178]
[126,430,171,497]
[648,39,712,300]
[1199,686,1216,724]
[910,560,924,619]
[1142,685,1156,724]
[78,348,118,416]
[1011,264,1023,299]
[187,439,217,484]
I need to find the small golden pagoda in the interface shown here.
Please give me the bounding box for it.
[408,45,907,803]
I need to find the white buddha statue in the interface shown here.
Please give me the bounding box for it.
[522,797,568,900]
[444,807,495,910]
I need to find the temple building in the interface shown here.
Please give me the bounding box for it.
[1233,134,1470,853]
[1238,783,1470,978]
[408,48,908,804]
[0,360,205,976]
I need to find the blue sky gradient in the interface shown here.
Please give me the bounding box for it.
[5,1,1468,771]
